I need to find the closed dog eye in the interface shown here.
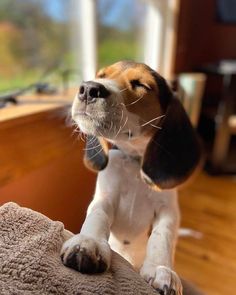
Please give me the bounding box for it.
[130,79,152,91]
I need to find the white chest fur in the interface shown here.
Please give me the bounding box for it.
[93,149,178,267]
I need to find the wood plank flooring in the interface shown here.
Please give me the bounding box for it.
[176,172,236,295]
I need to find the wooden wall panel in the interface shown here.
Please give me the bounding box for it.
[175,0,236,73]
[0,109,96,232]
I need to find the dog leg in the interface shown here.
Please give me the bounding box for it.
[140,200,182,295]
[61,198,114,273]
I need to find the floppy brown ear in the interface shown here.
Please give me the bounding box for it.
[141,82,201,190]
[83,136,109,172]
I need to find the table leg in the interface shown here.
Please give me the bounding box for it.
[211,74,235,171]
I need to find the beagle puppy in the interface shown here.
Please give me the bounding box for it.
[61,61,201,295]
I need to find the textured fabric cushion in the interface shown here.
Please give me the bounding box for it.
[0,202,158,295]
[0,202,204,295]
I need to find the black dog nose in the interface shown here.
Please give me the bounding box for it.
[78,81,110,103]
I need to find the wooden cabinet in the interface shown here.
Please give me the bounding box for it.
[0,103,96,233]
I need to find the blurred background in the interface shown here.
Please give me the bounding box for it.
[0,1,236,294]
[0,0,145,91]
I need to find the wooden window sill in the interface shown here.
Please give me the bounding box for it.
[0,89,76,129]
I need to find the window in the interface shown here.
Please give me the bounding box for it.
[0,0,179,94]
[97,0,147,67]
[0,0,72,93]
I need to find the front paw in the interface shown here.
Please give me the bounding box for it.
[61,234,111,274]
[140,264,182,295]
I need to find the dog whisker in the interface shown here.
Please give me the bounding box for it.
[120,115,128,130]
[118,93,144,108]
[86,146,104,161]
[86,136,98,146]
[97,129,107,139]
[119,87,128,93]
[125,94,145,106]
[141,115,165,128]
[86,135,95,142]
[119,109,124,127]
[80,132,86,142]
[114,116,128,139]
[74,127,87,142]
[83,143,102,151]
[108,120,114,134]
[149,124,162,130]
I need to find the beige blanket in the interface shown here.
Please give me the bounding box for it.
[0,202,203,295]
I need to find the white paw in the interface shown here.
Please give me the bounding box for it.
[61,234,111,274]
[140,264,182,295]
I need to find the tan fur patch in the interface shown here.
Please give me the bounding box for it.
[96,61,163,134]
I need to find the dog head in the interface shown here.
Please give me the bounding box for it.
[72,61,201,189]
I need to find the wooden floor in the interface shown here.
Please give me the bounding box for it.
[176,172,236,295]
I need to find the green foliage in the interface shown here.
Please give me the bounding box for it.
[0,0,70,92]
[0,1,139,92]
[0,0,68,68]
[98,39,137,68]
[0,72,39,92]
[97,24,138,67]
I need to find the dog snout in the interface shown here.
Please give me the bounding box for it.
[78,81,110,104]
